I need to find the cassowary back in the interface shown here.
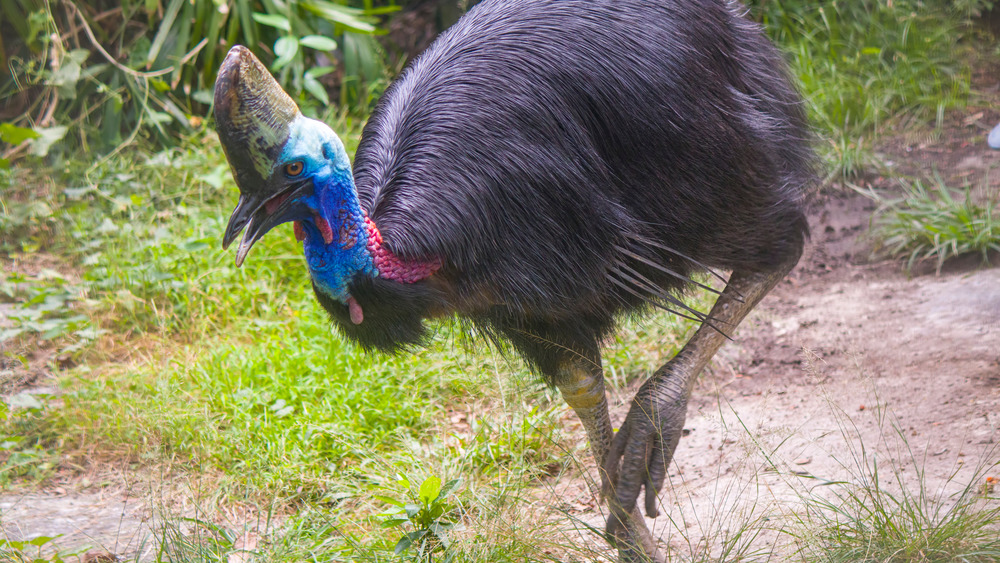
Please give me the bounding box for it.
[334,0,812,361]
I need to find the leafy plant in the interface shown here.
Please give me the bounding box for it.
[0,535,86,563]
[251,1,395,108]
[0,0,392,160]
[0,392,60,486]
[0,270,101,353]
[379,475,462,560]
[873,174,1000,272]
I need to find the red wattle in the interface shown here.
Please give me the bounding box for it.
[347,296,364,324]
[316,216,334,245]
[364,217,442,283]
[294,221,305,242]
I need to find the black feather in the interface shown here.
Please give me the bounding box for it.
[328,0,813,373]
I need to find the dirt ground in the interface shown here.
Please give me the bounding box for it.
[556,143,1000,557]
[3,97,1000,563]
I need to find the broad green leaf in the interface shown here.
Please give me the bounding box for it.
[0,327,26,343]
[147,0,184,66]
[303,73,329,106]
[252,12,291,31]
[272,36,299,70]
[300,35,338,51]
[300,0,376,33]
[374,494,405,508]
[393,535,412,555]
[306,66,335,78]
[418,475,442,503]
[28,535,60,546]
[0,123,40,145]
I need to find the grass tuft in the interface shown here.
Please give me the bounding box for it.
[873,174,1000,272]
[784,383,1000,563]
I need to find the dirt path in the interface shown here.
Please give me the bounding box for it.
[1,490,151,559]
[548,189,1000,558]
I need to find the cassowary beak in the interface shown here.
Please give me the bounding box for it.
[214,45,302,266]
[223,180,313,267]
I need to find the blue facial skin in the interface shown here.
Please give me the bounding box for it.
[279,116,377,303]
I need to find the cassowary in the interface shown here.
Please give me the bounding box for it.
[213,0,813,560]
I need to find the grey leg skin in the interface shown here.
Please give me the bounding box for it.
[557,354,665,563]
[603,257,800,542]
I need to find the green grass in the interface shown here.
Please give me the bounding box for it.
[0,122,704,560]
[873,174,1000,272]
[752,0,974,182]
[792,405,1000,563]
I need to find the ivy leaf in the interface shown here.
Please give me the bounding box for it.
[28,126,69,157]
[47,49,90,100]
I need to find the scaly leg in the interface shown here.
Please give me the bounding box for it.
[556,352,664,562]
[602,257,799,541]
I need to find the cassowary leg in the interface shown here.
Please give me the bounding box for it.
[603,257,799,541]
[556,354,665,562]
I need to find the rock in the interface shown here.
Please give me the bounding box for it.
[989,123,1000,149]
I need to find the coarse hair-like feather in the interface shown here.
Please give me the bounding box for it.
[326,0,814,375]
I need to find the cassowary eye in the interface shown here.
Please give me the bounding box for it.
[285,161,304,177]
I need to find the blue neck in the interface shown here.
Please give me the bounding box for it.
[302,172,377,303]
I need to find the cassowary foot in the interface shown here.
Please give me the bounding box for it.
[602,262,801,550]
[554,355,665,562]
[604,360,690,525]
[607,506,666,563]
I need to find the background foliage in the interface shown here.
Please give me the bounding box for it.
[0,0,993,168]
[0,0,396,160]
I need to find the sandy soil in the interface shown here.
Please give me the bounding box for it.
[557,177,1000,558]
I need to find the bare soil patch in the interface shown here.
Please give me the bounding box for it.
[555,151,1000,556]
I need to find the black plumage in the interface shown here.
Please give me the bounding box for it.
[332,0,812,371]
